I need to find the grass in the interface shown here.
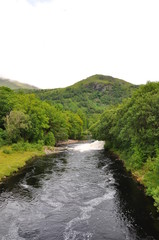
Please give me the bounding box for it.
[0,145,44,181]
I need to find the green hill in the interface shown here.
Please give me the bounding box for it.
[32,75,138,126]
[0,78,38,89]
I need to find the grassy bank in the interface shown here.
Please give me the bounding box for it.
[0,139,80,183]
[107,147,159,211]
[0,144,45,182]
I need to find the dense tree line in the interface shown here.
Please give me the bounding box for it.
[91,82,159,210]
[0,87,84,147]
[27,75,137,127]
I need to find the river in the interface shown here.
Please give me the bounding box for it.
[0,141,159,240]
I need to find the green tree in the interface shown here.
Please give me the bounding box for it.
[5,110,31,143]
[44,132,55,146]
[66,111,83,139]
[43,103,69,142]
[14,94,49,142]
[0,87,15,129]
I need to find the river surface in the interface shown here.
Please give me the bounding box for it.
[0,141,159,240]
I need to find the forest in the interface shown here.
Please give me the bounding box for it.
[0,86,85,149]
[0,85,87,180]
[91,81,159,210]
[28,74,137,127]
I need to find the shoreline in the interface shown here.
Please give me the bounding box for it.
[0,141,147,189]
[56,139,87,146]
[0,149,44,184]
[106,148,157,210]
[0,140,84,184]
[105,149,146,185]
[44,139,82,154]
[0,141,157,212]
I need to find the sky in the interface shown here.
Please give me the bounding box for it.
[0,0,159,89]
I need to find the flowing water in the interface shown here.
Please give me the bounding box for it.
[0,141,159,240]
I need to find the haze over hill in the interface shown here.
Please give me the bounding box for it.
[0,78,38,90]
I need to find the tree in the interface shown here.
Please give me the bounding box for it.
[0,87,15,129]
[66,111,83,139]
[44,132,55,146]
[42,102,69,142]
[14,94,49,142]
[5,110,31,143]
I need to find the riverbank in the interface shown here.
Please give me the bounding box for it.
[56,139,81,146]
[106,149,145,183]
[1,141,159,240]
[0,145,45,182]
[106,148,159,211]
[0,140,83,183]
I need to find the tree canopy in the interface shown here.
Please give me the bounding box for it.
[0,87,84,146]
[92,82,159,210]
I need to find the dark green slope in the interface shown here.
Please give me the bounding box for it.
[32,75,138,125]
[0,78,38,89]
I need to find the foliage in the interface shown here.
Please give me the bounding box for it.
[11,141,43,152]
[0,87,15,129]
[0,128,7,147]
[27,74,138,127]
[0,86,84,147]
[2,149,12,154]
[44,132,55,146]
[42,102,69,142]
[0,145,44,181]
[66,111,84,139]
[0,84,87,183]
[5,111,31,143]
[93,81,159,210]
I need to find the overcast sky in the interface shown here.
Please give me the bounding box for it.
[0,0,159,89]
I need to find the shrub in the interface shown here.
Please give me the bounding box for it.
[44,132,55,146]
[11,141,44,152]
[3,149,12,154]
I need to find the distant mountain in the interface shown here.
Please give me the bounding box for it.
[31,74,139,126]
[0,78,38,89]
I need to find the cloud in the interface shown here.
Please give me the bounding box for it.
[0,0,159,88]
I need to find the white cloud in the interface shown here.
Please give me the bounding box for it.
[0,0,159,88]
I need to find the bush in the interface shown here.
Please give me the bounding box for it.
[11,141,44,152]
[12,141,27,152]
[3,149,12,154]
[44,132,55,146]
[33,140,44,151]
[0,138,4,147]
[0,129,7,147]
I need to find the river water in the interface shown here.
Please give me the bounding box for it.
[0,141,159,240]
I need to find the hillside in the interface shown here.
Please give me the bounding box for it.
[0,78,38,89]
[32,75,138,126]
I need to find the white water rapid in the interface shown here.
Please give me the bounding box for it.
[73,141,105,152]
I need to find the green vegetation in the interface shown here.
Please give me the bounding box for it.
[92,82,159,210]
[0,77,38,89]
[0,85,86,180]
[0,87,85,147]
[0,87,84,145]
[28,75,138,126]
[0,144,44,181]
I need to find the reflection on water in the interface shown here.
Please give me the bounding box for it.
[0,141,159,240]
